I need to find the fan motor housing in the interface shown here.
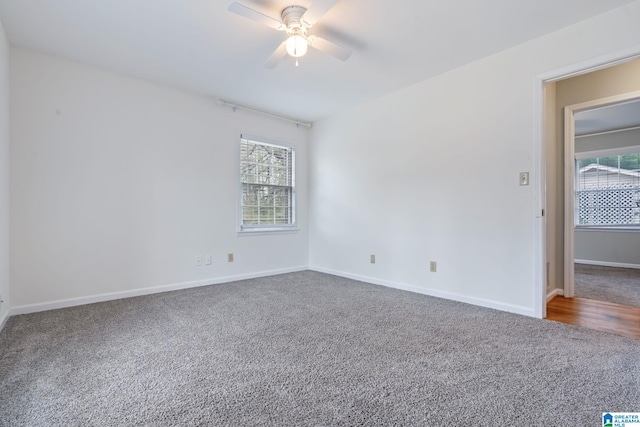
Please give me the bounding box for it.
[281,5,307,31]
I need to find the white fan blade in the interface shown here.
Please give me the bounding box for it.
[228,2,284,31]
[301,0,339,27]
[264,41,288,69]
[308,36,351,61]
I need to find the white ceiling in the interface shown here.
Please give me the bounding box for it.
[0,0,635,122]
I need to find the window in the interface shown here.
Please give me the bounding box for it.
[575,148,640,227]
[239,136,295,231]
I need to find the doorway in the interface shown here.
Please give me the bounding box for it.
[536,53,640,336]
[563,91,640,307]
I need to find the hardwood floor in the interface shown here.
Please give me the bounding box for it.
[547,296,640,340]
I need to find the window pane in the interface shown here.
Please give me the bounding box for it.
[259,189,274,205]
[242,185,258,205]
[240,138,295,228]
[576,151,640,226]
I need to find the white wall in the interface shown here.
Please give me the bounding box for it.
[575,231,640,267]
[0,19,10,326]
[574,127,640,267]
[309,1,640,316]
[10,47,309,310]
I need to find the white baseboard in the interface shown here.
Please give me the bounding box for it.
[546,288,564,302]
[310,266,536,318]
[4,265,538,329]
[9,266,308,317]
[0,309,9,332]
[575,259,640,270]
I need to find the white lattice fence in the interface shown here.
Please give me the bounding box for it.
[577,186,640,225]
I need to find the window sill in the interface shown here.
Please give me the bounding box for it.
[575,226,640,233]
[237,228,299,237]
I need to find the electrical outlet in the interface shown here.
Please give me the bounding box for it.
[370,254,376,264]
[430,261,437,272]
[196,256,203,266]
[205,255,212,265]
[228,253,234,262]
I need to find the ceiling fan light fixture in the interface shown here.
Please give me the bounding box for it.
[228,1,352,68]
[286,35,308,57]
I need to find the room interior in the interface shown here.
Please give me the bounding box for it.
[1,0,640,424]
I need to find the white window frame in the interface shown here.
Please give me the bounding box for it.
[574,144,640,230]
[238,134,297,234]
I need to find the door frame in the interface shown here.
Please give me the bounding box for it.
[534,44,640,318]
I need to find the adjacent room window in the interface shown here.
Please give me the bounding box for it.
[575,148,640,227]
[239,136,295,231]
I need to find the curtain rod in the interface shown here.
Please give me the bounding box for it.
[218,99,312,129]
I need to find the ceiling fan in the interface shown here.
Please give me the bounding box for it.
[228,0,352,68]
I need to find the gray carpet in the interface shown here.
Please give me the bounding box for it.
[575,263,640,307]
[1,271,638,426]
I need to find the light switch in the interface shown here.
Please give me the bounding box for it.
[519,172,529,186]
